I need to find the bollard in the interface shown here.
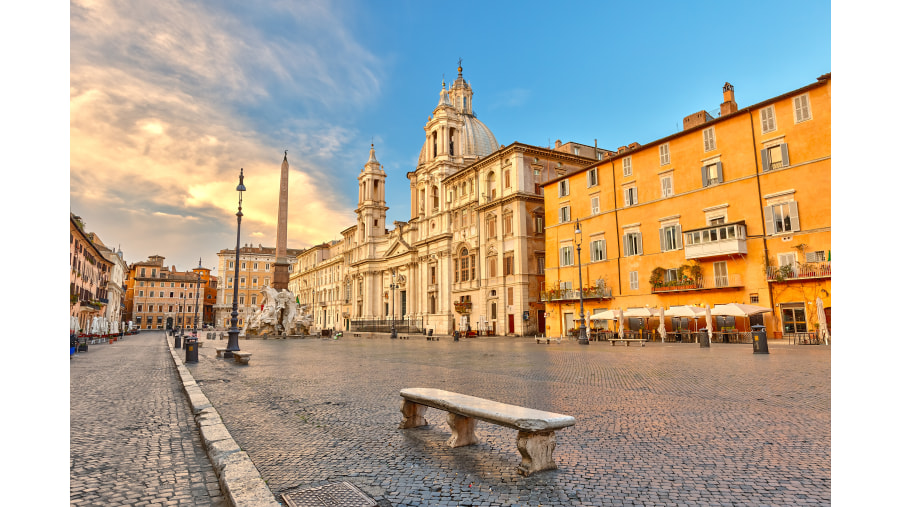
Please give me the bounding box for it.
[698,328,710,348]
[751,324,769,354]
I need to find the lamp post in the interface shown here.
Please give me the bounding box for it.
[225,169,246,358]
[193,258,203,337]
[390,268,398,339]
[575,218,589,345]
[176,289,185,348]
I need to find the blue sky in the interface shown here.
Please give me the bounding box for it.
[64,0,830,274]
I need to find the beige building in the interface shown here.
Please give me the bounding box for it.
[295,65,599,336]
[70,214,114,332]
[215,244,304,329]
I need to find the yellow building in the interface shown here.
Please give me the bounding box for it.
[542,74,830,340]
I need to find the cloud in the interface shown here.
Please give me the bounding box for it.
[70,0,381,270]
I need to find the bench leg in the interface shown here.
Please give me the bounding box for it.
[398,400,428,429]
[446,412,478,447]
[516,430,558,476]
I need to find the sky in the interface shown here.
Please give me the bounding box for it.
[64,0,833,275]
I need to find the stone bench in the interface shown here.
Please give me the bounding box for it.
[535,337,561,344]
[215,348,228,358]
[608,338,646,347]
[398,388,575,476]
[426,335,439,341]
[232,351,252,365]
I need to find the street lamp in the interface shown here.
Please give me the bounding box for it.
[176,288,185,348]
[193,258,203,337]
[390,268,398,339]
[575,218,589,345]
[225,168,246,358]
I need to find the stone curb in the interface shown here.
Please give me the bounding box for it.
[166,337,282,507]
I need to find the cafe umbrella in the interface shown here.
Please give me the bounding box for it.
[816,297,830,345]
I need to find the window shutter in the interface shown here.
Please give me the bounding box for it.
[623,234,631,256]
[760,148,770,172]
[716,162,723,183]
[764,205,774,235]
[632,188,638,205]
[780,143,790,167]
[636,232,643,255]
[701,166,708,187]
[675,225,683,250]
[659,228,666,252]
[600,239,606,260]
[787,201,800,232]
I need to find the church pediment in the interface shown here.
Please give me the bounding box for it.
[384,237,414,258]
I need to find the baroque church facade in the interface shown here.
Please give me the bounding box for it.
[292,64,602,336]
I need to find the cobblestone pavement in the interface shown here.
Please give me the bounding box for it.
[188,337,830,506]
[70,331,227,507]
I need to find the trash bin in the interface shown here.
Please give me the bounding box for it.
[698,328,710,348]
[453,330,460,342]
[185,338,198,363]
[428,329,434,337]
[751,324,769,354]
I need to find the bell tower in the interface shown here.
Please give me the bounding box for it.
[356,144,388,245]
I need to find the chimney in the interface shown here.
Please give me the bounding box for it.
[720,82,737,116]
[555,139,562,149]
[683,110,714,130]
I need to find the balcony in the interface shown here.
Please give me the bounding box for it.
[683,222,747,260]
[766,261,831,282]
[540,285,613,302]
[651,274,743,294]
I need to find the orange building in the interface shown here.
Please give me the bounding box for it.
[542,74,831,340]
[124,256,208,331]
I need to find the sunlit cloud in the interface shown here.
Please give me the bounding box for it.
[70,0,381,270]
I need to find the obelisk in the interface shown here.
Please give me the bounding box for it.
[273,150,291,290]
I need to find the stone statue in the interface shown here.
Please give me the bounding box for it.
[242,286,310,337]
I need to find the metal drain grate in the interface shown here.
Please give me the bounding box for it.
[282,482,377,507]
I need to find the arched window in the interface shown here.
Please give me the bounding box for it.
[432,186,439,211]
[433,131,438,158]
[449,128,456,156]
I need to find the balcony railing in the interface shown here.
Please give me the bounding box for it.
[540,286,613,302]
[651,274,743,293]
[683,222,747,260]
[766,261,831,282]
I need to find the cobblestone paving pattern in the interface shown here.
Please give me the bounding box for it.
[70,331,227,506]
[188,337,830,506]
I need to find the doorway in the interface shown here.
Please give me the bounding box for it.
[508,314,515,334]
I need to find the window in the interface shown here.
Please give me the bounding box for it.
[660,225,683,252]
[503,253,514,276]
[558,179,570,197]
[251,294,257,305]
[587,168,598,187]
[761,144,790,171]
[534,169,543,194]
[750,293,759,304]
[793,93,811,123]
[504,170,511,188]
[665,269,678,283]
[624,186,638,207]
[623,157,632,177]
[253,262,258,270]
[714,261,729,287]
[455,248,475,282]
[240,277,246,287]
[589,239,606,262]
[701,162,723,187]
[503,213,513,236]
[137,304,143,313]
[140,268,146,277]
[782,306,807,332]
[241,262,246,270]
[537,255,545,275]
[239,295,245,305]
[560,246,574,267]
[265,263,270,271]
[764,202,800,234]
[660,174,673,198]
[659,143,670,165]
[760,105,777,133]
[535,216,544,234]
[806,250,827,262]
[227,276,233,288]
[149,291,154,298]
[252,277,258,287]
[591,196,600,215]
[488,256,497,277]
[623,232,643,257]
[228,261,234,269]
[629,271,639,290]
[703,127,716,151]
[559,206,571,223]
